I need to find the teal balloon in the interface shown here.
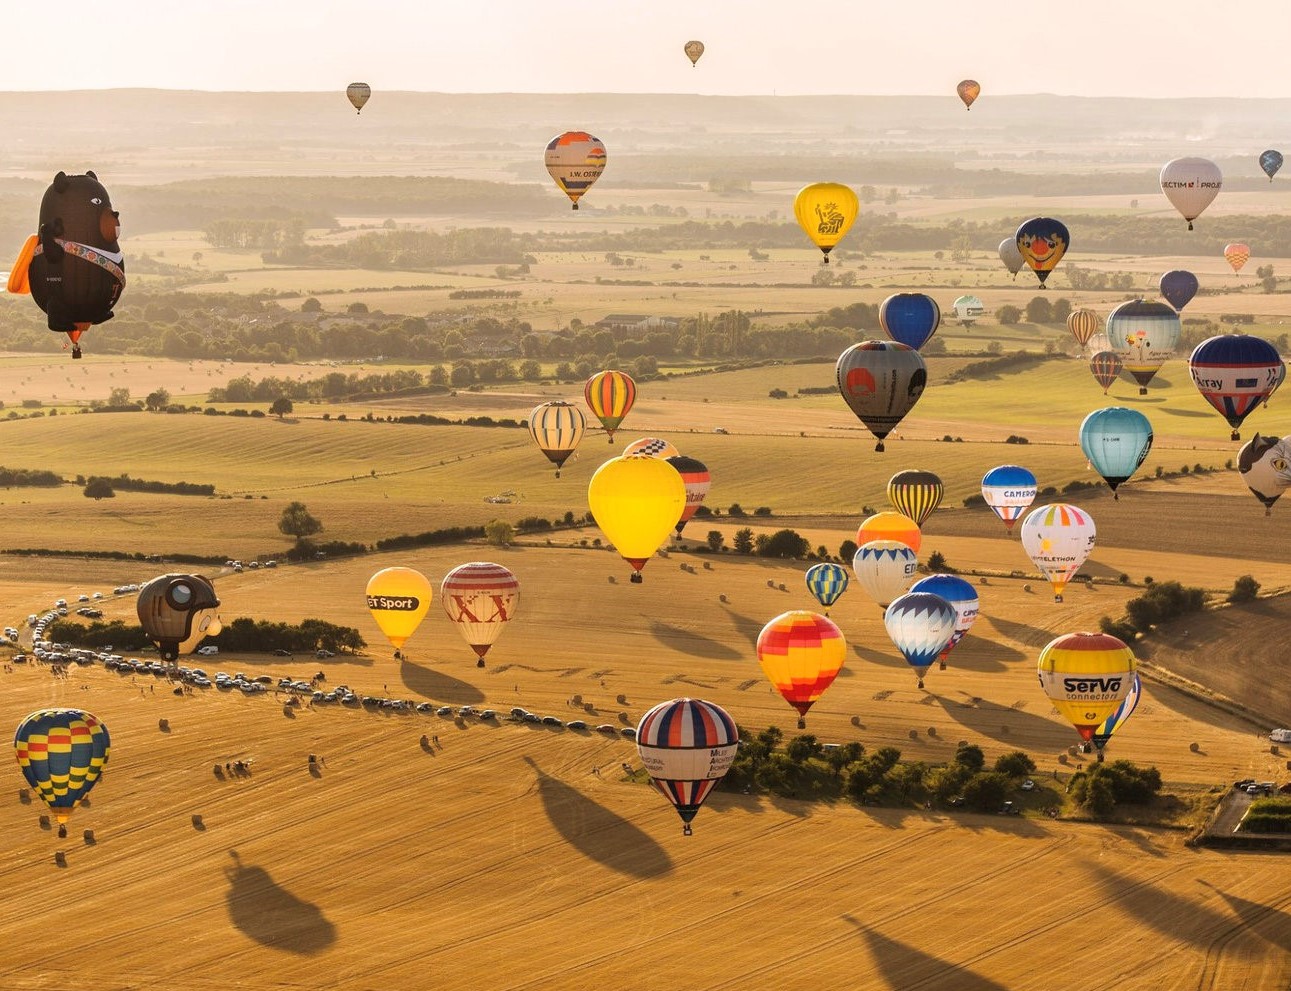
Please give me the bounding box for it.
[1079,407,1153,497]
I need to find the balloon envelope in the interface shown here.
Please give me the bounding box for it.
[1224,243,1251,273]
[1037,632,1137,741]
[998,237,1024,278]
[1261,149,1284,181]
[852,540,919,609]
[346,82,371,113]
[884,592,956,686]
[1188,335,1284,438]
[857,511,921,552]
[545,131,606,209]
[756,611,845,726]
[980,464,1037,531]
[1106,299,1181,394]
[956,80,980,110]
[14,708,110,823]
[440,562,519,659]
[1160,157,1222,229]
[1159,270,1199,311]
[1237,432,1291,512]
[1015,217,1070,286]
[886,469,943,527]
[836,341,927,451]
[588,454,686,579]
[1020,504,1096,602]
[136,573,222,662]
[528,400,586,476]
[636,697,737,833]
[793,183,858,261]
[584,370,636,441]
[1089,350,1124,394]
[366,567,432,650]
[805,563,850,610]
[1066,309,1101,349]
[683,40,705,66]
[880,293,941,351]
[909,574,979,662]
[665,455,711,535]
[623,437,681,459]
[1078,407,1153,494]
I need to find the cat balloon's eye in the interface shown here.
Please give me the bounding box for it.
[91,197,102,205]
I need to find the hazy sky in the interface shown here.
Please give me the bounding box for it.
[4,1,1289,98]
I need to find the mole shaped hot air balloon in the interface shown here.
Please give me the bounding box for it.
[588,454,686,582]
[805,563,849,614]
[980,464,1036,533]
[1015,217,1069,288]
[1237,432,1291,514]
[852,540,919,609]
[1160,157,1222,230]
[998,237,1024,280]
[1020,504,1096,603]
[14,708,109,835]
[956,79,980,110]
[683,40,705,66]
[1089,351,1124,395]
[1037,632,1136,743]
[756,610,845,729]
[584,369,636,443]
[1090,671,1140,763]
[884,591,956,689]
[1159,270,1199,312]
[346,82,371,113]
[1079,407,1153,499]
[636,697,737,836]
[136,574,222,662]
[909,574,979,670]
[441,562,519,668]
[366,567,432,653]
[623,436,681,459]
[8,171,124,359]
[545,131,606,210]
[528,400,585,478]
[1260,149,1284,182]
[1224,243,1251,274]
[1189,335,1284,440]
[836,341,927,452]
[794,182,858,263]
[1066,309,1102,350]
[665,454,711,536]
[887,469,943,527]
[857,511,921,552]
[880,293,941,351]
[1106,299,1180,395]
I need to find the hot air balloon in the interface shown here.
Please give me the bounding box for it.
[1224,243,1251,274]
[980,464,1037,533]
[7,171,125,359]
[887,469,943,527]
[1020,504,1096,603]
[1089,350,1124,395]
[1090,671,1140,762]
[588,454,686,582]
[1237,433,1291,514]
[884,591,956,689]
[366,567,432,652]
[1079,407,1153,499]
[441,562,519,668]
[1267,362,1286,408]
[1188,335,1284,440]
[793,182,858,263]
[666,455,711,536]
[136,574,222,662]
[1066,309,1101,350]
[528,400,585,477]
[852,540,919,609]
[951,295,984,326]
[1159,270,1199,312]
[1036,632,1136,742]
[636,697,737,835]
[956,80,981,110]
[880,293,941,351]
[836,341,927,452]
[346,82,371,113]
[756,610,845,728]
[14,708,109,836]
[1106,298,1181,395]
[857,511,921,552]
[545,131,606,210]
[1160,157,1222,230]
[909,574,979,670]
[683,40,705,66]
[1015,217,1069,288]
[623,436,681,459]
[998,237,1024,280]
[805,563,849,613]
[1260,149,1284,182]
[584,369,636,443]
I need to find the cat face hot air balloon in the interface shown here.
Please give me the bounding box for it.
[7,171,125,359]
[1106,299,1180,395]
[879,293,941,351]
[136,573,222,662]
[588,454,685,582]
[980,464,1036,532]
[884,591,956,689]
[14,708,110,833]
[636,697,737,836]
[1066,309,1101,350]
[1079,407,1153,498]
[805,563,849,613]
[851,540,918,609]
[366,567,432,652]
[683,40,705,66]
[1015,217,1069,287]
[528,400,585,477]
[1020,504,1096,603]
[1159,270,1199,312]
[793,182,858,263]
[756,610,845,728]
[441,562,519,668]
[545,131,606,210]
[584,370,636,443]
[956,79,980,110]
[666,455,711,536]
[1090,671,1140,762]
[857,511,921,552]
[1089,351,1124,395]
[623,436,680,459]
[836,341,927,452]
[1188,335,1284,440]
[887,469,943,527]
[1260,149,1283,182]
[909,574,978,669]
[1237,432,1291,514]
[1224,243,1251,274]
[1160,157,1222,230]
[998,237,1024,280]
[346,82,371,113]
[1037,632,1136,742]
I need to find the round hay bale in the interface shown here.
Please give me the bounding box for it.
[778,583,787,592]
[1058,753,1068,765]
[927,726,937,737]
[1067,745,1078,756]
[767,579,775,588]
[1189,742,1200,753]
[703,562,712,570]
[979,577,989,585]
[607,575,616,584]
[850,715,861,727]
[908,729,919,739]
[719,594,728,603]
[616,694,628,705]
[1023,584,1033,593]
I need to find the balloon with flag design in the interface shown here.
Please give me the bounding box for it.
[1037,632,1137,742]
[756,610,846,729]
[909,574,979,670]
[636,697,738,836]
[1187,335,1284,440]
[884,592,956,689]
[1020,503,1096,603]
[980,464,1036,533]
[14,708,110,832]
[441,562,519,668]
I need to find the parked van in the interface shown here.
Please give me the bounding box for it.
[1270,728,1291,744]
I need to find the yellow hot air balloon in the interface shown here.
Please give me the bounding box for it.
[588,454,686,583]
[756,610,846,729]
[793,182,858,264]
[1037,632,1137,742]
[366,567,432,651]
[956,79,981,110]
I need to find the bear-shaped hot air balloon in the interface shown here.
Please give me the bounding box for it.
[136,574,222,662]
[8,171,124,359]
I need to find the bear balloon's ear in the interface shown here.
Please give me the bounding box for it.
[86,170,97,181]
[52,172,69,193]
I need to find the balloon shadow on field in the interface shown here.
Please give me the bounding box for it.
[720,607,764,649]
[1087,861,1233,947]
[1197,880,1291,955]
[400,658,485,705]
[649,621,743,661]
[224,850,336,954]
[842,915,1010,991]
[852,643,905,669]
[937,639,1015,674]
[522,757,673,878]
[931,692,1072,751]
[982,615,1055,650]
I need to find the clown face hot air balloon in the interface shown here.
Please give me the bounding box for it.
[14,709,109,833]
[584,369,636,443]
[665,455,711,536]
[1260,149,1283,182]
[980,464,1036,533]
[623,436,681,459]
[7,171,125,359]
[1020,504,1096,603]
[1237,432,1291,514]
[683,40,705,66]
[1090,671,1140,762]
[880,293,941,351]
[366,567,432,652]
[1066,308,1101,350]
[887,469,943,527]
[137,574,222,662]
[852,540,918,609]
[441,562,519,668]
[1089,351,1124,395]
[884,591,956,689]
[1015,217,1069,287]
[1224,243,1251,274]
[1160,157,1222,230]
[1189,335,1284,440]
[909,574,978,670]
[1107,299,1181,395]
[1079,407,1153,498]
[636,697,737,836]
[1159,270,1199,312]
[805,563,849,613]
[1037,632,1137,742]
[836,341,927,452]
[857,511,921,552]
[528,400,585,477]
[793,182,858,263]
[956,79,980,110]
[545,131,606,210]
[346,82,371,113]
[998,237,1024,279]
[756,611,845,728]
[588,454,686,582]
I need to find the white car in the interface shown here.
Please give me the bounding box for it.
[1021,779,1036,792]
[196,645,219,656]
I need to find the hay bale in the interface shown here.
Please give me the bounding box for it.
[767,579,775,588]
[1189,742,1200,753]
[703,562,712,570]
[83,829,95,844]
[1058,753,1068,765]
[927,726,937,737]
[719,594,728,603]
[908,729,919,739]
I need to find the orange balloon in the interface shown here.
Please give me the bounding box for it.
[857,511,921,553]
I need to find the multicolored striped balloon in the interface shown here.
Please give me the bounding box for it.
[887,469,943,527]
[1037,632,1137,741]
[583,370,636,443]
[665,455,711,536]
[756,611,846,728]
[1066,308,1102,349]
[636,697,738,835]
[14,708,110,825]
[528,400,585,477]
[1020,504,1096,603]
[441,562,519,667]
[805,563,849,612]
[1188,334,1284,440]
[1089,350,1124,395]
[1091,671,1141,761]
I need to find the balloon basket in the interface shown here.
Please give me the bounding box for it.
[1231,430,1240,441]
[58,824,67,838]
[571,203,579,211]
[1138,387,1147,396]
[875,441,885,453]
[630,573,643,584]
[476,658,485,668]
[683,824,692,836]
[917,679,924,689]
[797,718,806,730]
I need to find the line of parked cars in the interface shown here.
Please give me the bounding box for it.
[505,707,636,738]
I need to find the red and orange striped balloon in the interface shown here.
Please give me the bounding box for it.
[584,370,636,443]
[756,611,846,728]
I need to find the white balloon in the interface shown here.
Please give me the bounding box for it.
[1160,157,1222,229]
[852,540,918,608]
[1020,504,1096,603]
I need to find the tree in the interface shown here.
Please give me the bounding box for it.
[485,520,515,547]
[953,742,985,773]
[278,501,322,541]
[785,734,822,763]
[144,388,171,411]
[839,539,858,562]
[1229,574,1261,603]
[728,503,747,517]
[706,530,725,552]
[1025,296,1053,324]
[301,297,323,313]
[994,751,1037,777]
[83,477,115,500]
[733,528,754,554]
[270,397,293,419]
[927,550,947,572]
[108,386,132,407]
[758,529,810,559]
[995,305,1022,325]
[962,771,1010,813]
